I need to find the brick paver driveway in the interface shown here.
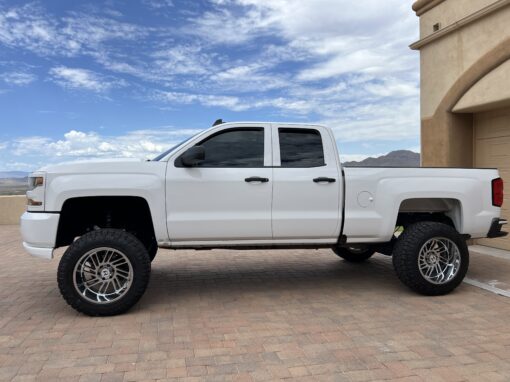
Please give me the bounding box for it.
[1,225,510,382]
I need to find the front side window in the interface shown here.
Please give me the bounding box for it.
[279,128,325,168]
[194,128,264,167]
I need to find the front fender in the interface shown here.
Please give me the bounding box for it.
[45,172,167,241]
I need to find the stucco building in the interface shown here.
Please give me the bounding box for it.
[411,0,510,250]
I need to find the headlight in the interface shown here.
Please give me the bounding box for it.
[28,176,44,191]
[27,173,46,210]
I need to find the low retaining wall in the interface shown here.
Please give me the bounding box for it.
[0,196,26,225]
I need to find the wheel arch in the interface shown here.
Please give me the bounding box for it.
[55,196,157,249]
[395,197,464,232]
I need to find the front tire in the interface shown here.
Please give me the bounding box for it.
[333,245,375,263]
[58,229,151,316]
[392,222,468,296]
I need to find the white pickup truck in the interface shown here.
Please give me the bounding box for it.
[21,121,507,316]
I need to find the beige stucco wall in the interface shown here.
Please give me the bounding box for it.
[453,59,510,113]
[0,196,26,225]
[418,0,495,40]
[419,2,510,118]
[413,0,510,167]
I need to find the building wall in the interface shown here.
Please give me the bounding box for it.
[453,60,510,113]
[418,1,510,119]
[0,196,26,225]
[412,0,510,167]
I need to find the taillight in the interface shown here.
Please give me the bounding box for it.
[492,178,504,207]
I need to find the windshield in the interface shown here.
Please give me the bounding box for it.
[152,133,200,161]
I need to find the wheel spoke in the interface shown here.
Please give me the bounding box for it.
[116,268,129,276]
[80,278,102,290]
[111,257,127,266]
[103,250,114,265]
[112,277,121,292]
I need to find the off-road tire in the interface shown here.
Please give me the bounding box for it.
[333,246,375,263]
[58,229,151,316]
[392,221,469,296]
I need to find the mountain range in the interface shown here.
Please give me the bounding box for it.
[343,150,420,167]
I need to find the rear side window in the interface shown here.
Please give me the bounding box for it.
[196,128,264,167]
[279,128,325,168]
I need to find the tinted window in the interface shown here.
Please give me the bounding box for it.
[195,128,264,167]
[279,128,325,168]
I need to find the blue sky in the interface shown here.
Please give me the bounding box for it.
[0,0,419,171]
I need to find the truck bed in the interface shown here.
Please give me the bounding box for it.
[342,166,501,243]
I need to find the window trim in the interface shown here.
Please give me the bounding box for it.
[174,127,266,168]
[276,127,326,168]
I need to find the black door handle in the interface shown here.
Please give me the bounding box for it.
[245,176,269,183]
[313,177,336,183]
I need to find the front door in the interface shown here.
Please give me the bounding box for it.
[166,125,273,243]
[271,125,342,240]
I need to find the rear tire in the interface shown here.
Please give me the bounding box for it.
[392,221,468,296]
[333,246,375,263]
[58,229,151,316]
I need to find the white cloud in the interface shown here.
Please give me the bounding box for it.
[12,136,51,156]
[0,4,148,57]
[0,3,61,55]
[1,71,37,85]
[10,128,202,163]
[189,8,272,45]
[210,63,289,92]
[326,98,420,142]
[142,0,174,9]
[156,91,247,111]
[151,45,213,76]
[61,13,148,51]
[364,77,419,98]
[190,0,419,91]
[49,66,124,92]
[154,90,315,114]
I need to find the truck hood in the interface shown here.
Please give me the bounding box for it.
[37,158,157,175]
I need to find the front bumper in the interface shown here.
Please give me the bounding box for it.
[487,218,508,238]
[20,212,59,259]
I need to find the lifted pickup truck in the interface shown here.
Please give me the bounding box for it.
[21,121,507,316]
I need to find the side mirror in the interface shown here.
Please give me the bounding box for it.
[180,146,205,167]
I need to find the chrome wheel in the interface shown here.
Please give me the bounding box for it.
[418,237,461,285]
[73,247,133,304]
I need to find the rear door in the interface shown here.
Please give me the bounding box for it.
[271,125,342,240]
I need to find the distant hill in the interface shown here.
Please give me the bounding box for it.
[0,172,29,195]
[343,150,420,167]
[0,177,28,195]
